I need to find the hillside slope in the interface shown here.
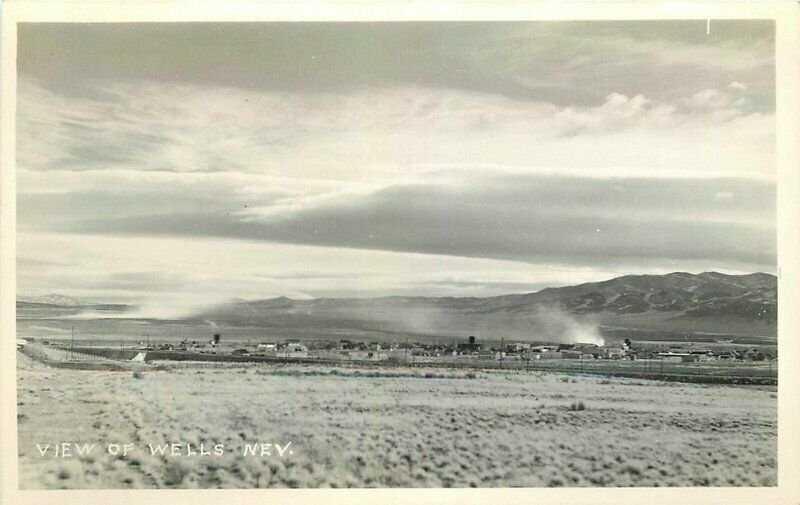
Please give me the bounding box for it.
[16,272,776,342]
[195,272,777,341]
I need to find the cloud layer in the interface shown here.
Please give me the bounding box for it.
[15,22,776,308]
[29,174,772,269]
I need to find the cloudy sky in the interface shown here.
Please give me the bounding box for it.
[16,21,776,314]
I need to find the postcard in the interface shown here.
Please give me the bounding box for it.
[1,1,798,504]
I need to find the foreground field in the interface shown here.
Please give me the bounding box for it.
[17,354,776,488]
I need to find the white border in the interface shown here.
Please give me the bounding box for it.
[1,2,798,504]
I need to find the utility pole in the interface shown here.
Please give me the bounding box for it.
[500,337,504,369]
[70,326,74,360]
[404,337,408,363]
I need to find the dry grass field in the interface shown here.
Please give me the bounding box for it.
[16,353,776,489]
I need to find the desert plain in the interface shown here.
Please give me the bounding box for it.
[15,351,777,489]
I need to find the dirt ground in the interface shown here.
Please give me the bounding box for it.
[16,355,777,488]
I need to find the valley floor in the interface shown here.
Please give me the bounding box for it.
[16,354,777,488]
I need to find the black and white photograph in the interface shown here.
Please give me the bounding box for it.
[2,2,799,501]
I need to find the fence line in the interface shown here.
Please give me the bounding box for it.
[21,342,132,368]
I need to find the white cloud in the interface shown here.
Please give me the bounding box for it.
[18,77,775,187]
[728,81,748,91]
[15,76,776,307]
[682,88,748,113]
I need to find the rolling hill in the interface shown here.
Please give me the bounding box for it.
[16,272,777,344]
[194,271,777,342]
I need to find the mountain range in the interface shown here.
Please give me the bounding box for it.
[195,271,777,341]
[16,271,777,343]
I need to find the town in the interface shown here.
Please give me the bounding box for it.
[129,333,775,365]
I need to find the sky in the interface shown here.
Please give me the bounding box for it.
[16,21,776,314]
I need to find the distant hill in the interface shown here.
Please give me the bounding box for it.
[500,271,776,320]
[16,272,777,343]
[193,272,777,342]
[17,294,87,306]
[16,294,133,319]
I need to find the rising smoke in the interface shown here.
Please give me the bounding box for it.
[523,306,604,346]
[370,303,604,345]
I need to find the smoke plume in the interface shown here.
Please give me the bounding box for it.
[367,303,604,345]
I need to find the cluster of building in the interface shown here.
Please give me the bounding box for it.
[154,334,774,364]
